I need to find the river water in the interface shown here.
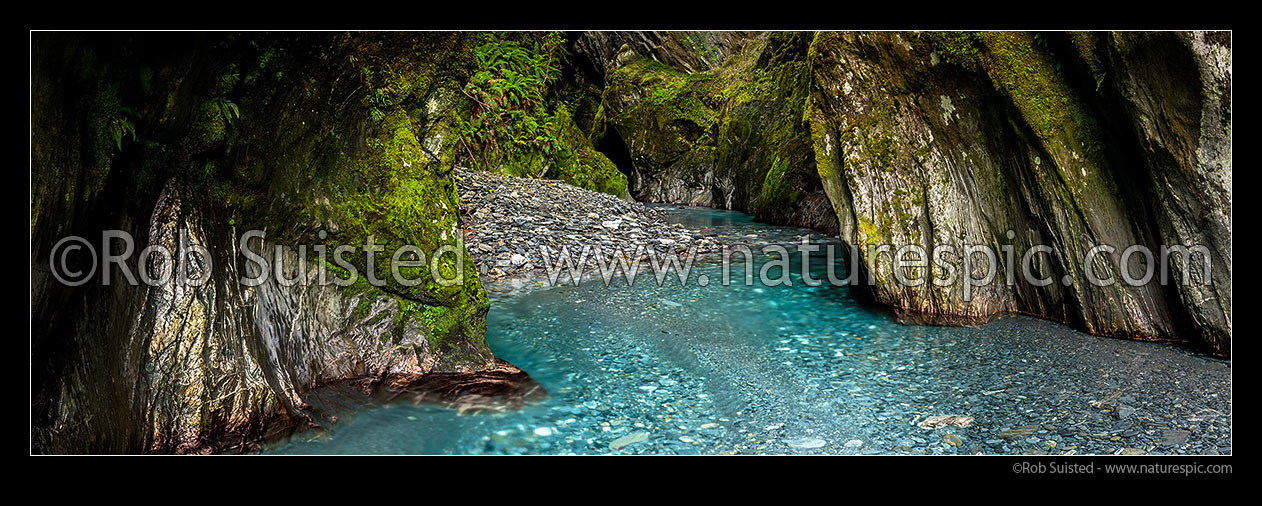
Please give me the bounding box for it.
[268,206,1231,455]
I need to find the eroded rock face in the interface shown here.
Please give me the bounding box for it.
[807,32,1230,355]
[585,30,1229,354]
[30,33,534,454]
[133,182,499,453]
[571,31,756,78]
[1105,32,1232,354]
[591,32,838,234]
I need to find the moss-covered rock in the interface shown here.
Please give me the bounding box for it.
[31,32,502,454]
[808,31,1230,355]
[592,32,836,233]
[546,106,630,199]
[449,32,629,198]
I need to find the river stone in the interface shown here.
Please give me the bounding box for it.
[785,437,827,449]
[1163,430,1191,446]
[610,432,650,450]
[997,425,1039,440]
[1116,405,1136,419]
[918,415,974,429]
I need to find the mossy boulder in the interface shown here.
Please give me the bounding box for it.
[545,106,630,199]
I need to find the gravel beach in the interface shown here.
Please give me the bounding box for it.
[456,169,725,280]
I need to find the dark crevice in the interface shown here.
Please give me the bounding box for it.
[594,126,636,185]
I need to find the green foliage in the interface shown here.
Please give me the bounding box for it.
[921,31,983,69]
[450,32,628,197]
[455,32,567,172]
[213,98,240,126]
[106,106,138,151]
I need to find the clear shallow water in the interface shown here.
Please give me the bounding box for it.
[650,203,821,245]
[268,208,1230,455]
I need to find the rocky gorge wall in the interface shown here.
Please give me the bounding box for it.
[572,31,1230,356]
[29,30,1232,454]
[31,33,510,453]
[579,32,838,233]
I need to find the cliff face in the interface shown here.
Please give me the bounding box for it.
[575,31,1230,355]
[1106,32,1232,355]
[31,33,502,453]
[806,32,1230,355]
[584,32,837,233]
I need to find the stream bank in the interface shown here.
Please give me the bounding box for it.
[271,205,1231,455]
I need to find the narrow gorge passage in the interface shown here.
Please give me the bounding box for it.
[30,30,1230,464]
[269,206,1229,455]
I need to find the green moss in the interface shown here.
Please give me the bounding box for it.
[857,215,882,244]
[239,34,493,368]
[611,55,723,143]
[1068,31,1108,92]
[751,155,803,214]
[972,32,1118,201]
[598,33,818,225]
[922,32,983,70]
[623,56,683,78]
[810,139,835,182]
[546,107,629,198]
[297,110,464,307]
[974,33,1098,150]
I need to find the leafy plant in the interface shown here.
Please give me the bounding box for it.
[455,32,568,172]
[214,98,240,126]
[107,106,139,151]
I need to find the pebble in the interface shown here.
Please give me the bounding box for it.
[610,432,650,450]
[456,169,725,283]
[997,425,1038,440]
[785,437,827,449]
[318,184,1232,457]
